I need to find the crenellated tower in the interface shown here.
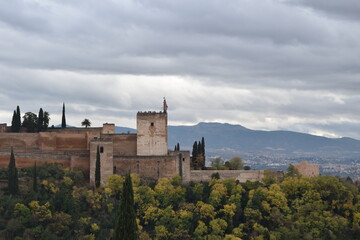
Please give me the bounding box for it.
[136,99,168,156]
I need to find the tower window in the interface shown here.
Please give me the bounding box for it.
[151,122,154,126]
[100,147,104,153]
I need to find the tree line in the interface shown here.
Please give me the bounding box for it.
[2,153,360,239]
[8,104,92,132]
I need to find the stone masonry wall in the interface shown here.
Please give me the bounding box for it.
[190,170,265,183]
[294,161,320,177]
[137,112,168,156]
[114,155,178,180]
[89,139,113,185]
[102,134,137,156]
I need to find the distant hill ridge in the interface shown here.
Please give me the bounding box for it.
[116,122,360,156]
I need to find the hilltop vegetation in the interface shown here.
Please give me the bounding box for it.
[1,163,360,239]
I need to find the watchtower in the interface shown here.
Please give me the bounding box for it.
[89,138,114,185]
[136,99,168,156]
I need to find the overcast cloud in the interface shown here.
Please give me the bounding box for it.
[0,0,359,139]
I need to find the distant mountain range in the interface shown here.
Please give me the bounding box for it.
[116,122,360,158]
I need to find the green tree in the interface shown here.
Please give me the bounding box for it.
[11,110,17,132]
[226,157,243,170]
[201,137,205,160]
[211,157,224,169]
[113,173,138,240]
[95,145,101,188]
[22,112,38,132]
[61,103,66,128]
[33,161,38,192]
[43,111,50,130]
[81,118,91,128]
[38,108,44,132]
[8,148,19,195]
[16,105,21,132]
[191,141,198,169]
[286,164,301,178]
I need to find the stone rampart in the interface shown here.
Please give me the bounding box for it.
[114,155,178,180]
[189,170,265,183]
[102,134,137,156]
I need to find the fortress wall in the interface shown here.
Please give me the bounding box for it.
[114,155,178,180]
[0,133,39,149]
[104,134,137,156]
[169,151,191,182]
[90,140,113,185]
[189,170,265,183]
[46,128,103,133]
[294,161,320,177]
[0,153,70,168]
[0,124,7,133]
[54,133,88,150]
[70,155,90,172]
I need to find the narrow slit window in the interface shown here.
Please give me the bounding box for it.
[151,122,154,126]
[100,147,104,153]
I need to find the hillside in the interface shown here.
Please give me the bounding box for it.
[116,123,360,157]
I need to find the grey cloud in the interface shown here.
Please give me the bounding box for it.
[286,0,360,20]
[0,0,360,140]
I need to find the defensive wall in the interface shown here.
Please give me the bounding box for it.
[294,161,320,177]
[189,170,266,183]
[0,103,282,184]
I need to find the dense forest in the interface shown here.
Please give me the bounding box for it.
[1,163,360,240]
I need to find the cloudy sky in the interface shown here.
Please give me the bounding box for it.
[0,0,360,139]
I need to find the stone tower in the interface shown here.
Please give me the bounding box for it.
[136,110,168,156]
[89,139,114,185]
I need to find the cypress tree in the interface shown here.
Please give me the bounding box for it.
[201,137,205,159]
[16,106,21,132]
[95,145,101,188]
[113,173,138,240]
[37,108,44,132]
[33,161,38,192]
[177,143,180,151]
[198,141,202,155]
[191,141,198,169]
[61,103,66,128]
[8,148,19,195]
[11,110,16,132]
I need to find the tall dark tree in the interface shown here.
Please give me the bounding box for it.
[95,145,101,188]
[43,111,50,130]
[37,108,44,132]
[201,137,205,160]
[191,141,198,169]
[33,161,38,192]
[198,141,202,155]
[11,110,17,132]
[113,173,138,240]
[16,105,21,132]
[81,118,91,128]
[22,112,38,132]
[61,103,66,128]
[8,148,19,195]
[177,143,180,151]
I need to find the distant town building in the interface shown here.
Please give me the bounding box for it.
[294,161,320,177]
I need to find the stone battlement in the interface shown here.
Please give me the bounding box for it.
[137,111,167,115]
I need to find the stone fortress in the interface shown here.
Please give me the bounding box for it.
[0,100,317,184]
